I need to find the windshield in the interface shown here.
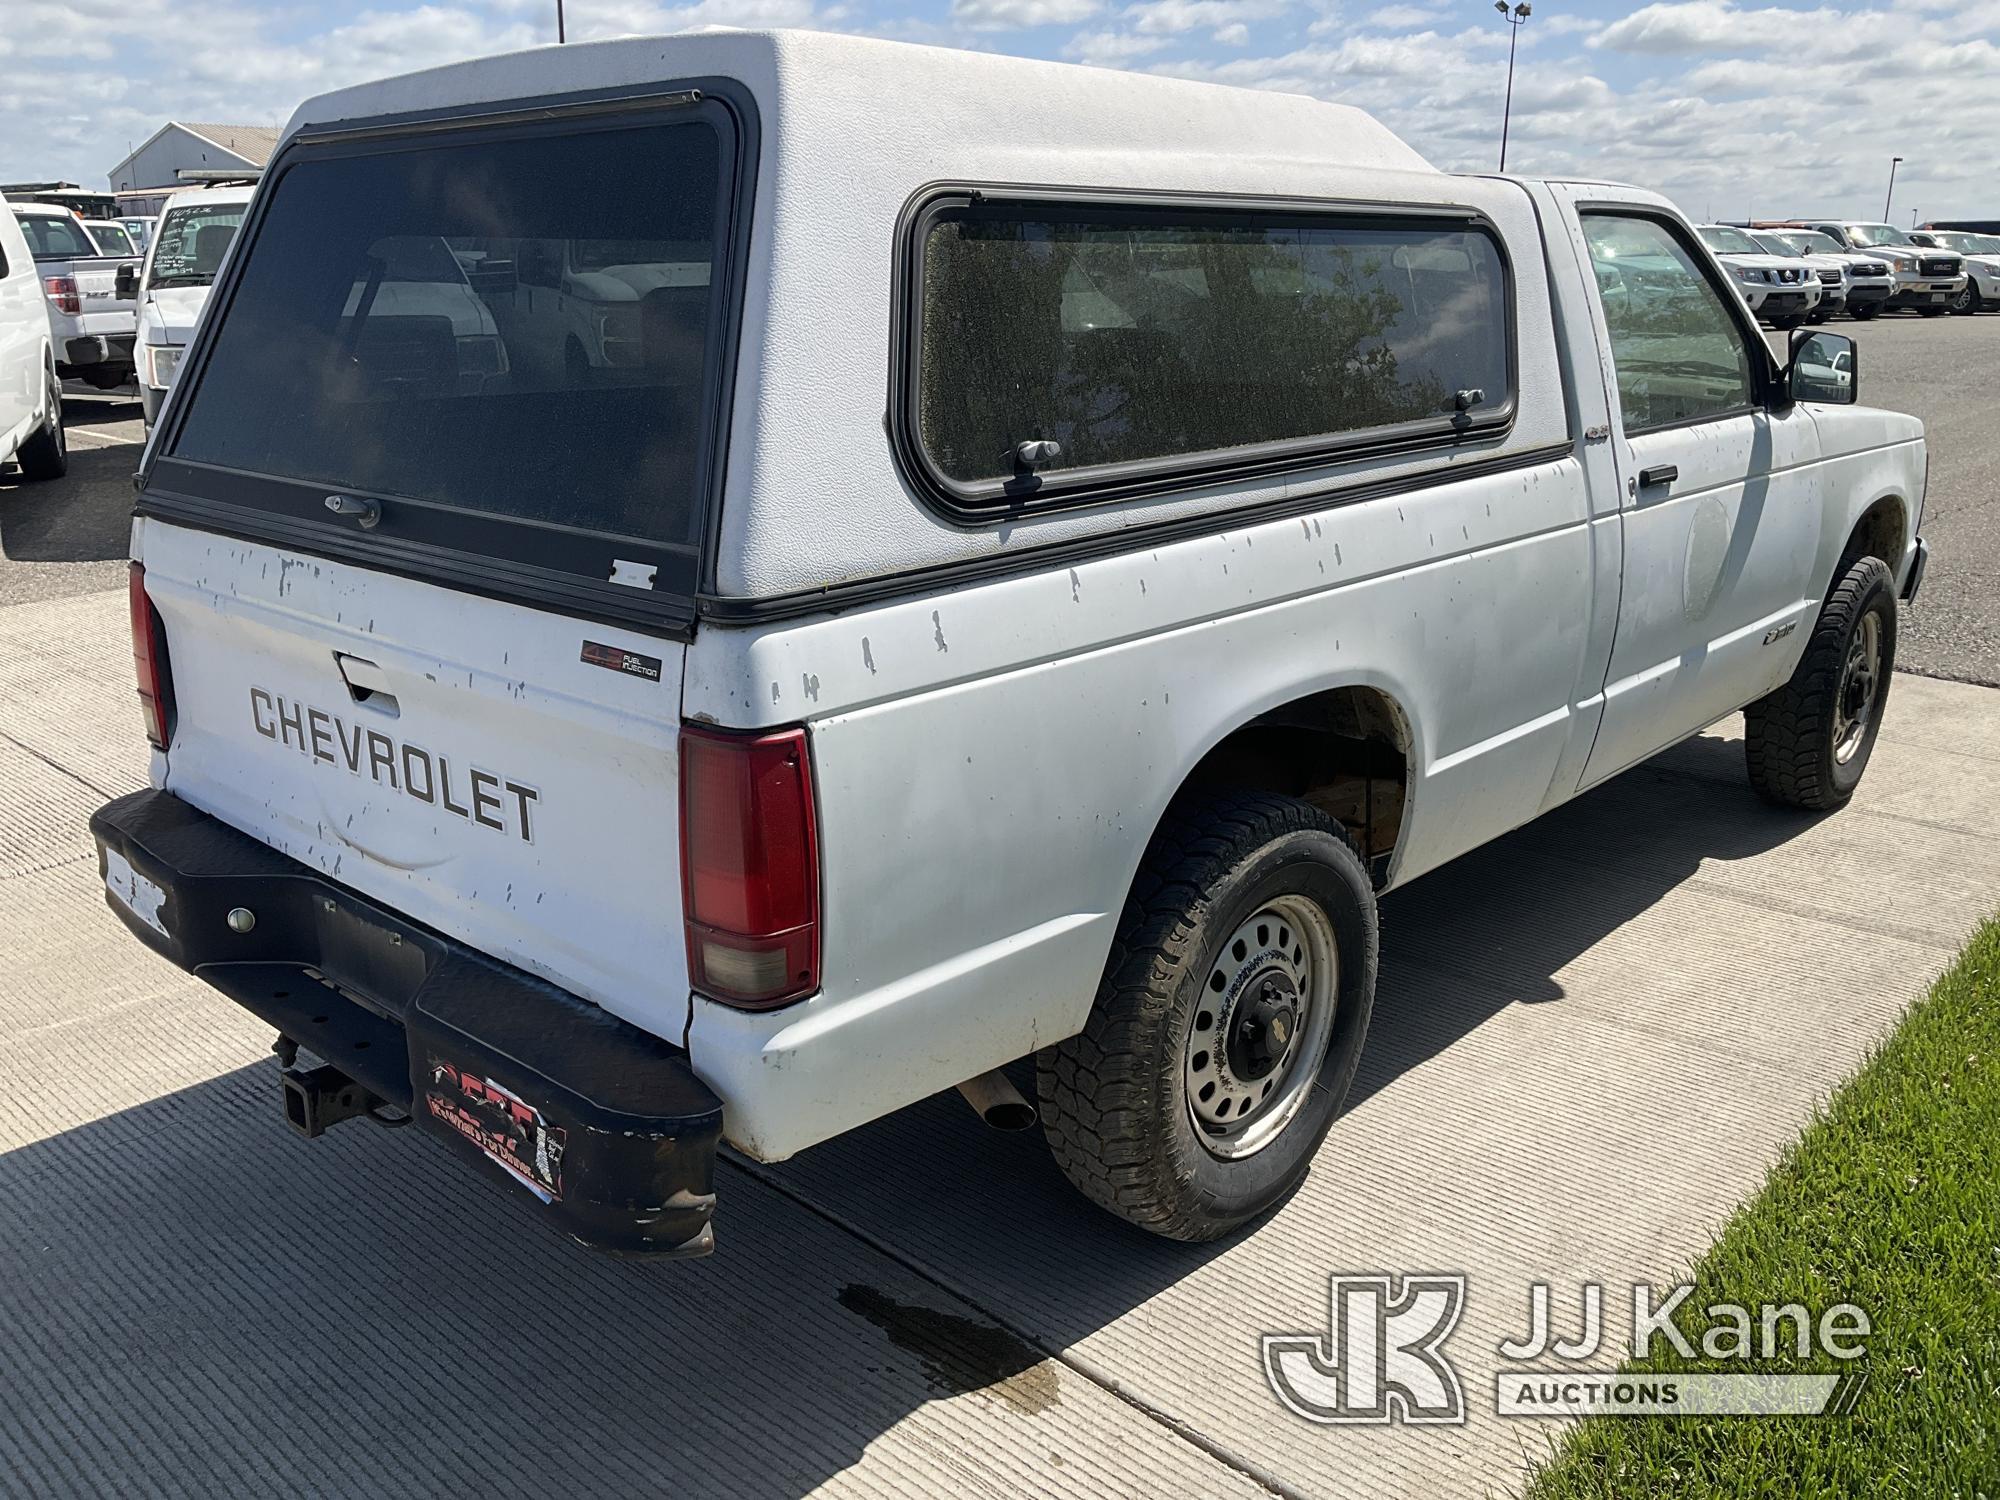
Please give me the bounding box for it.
[1844,223,1914,248]
[1750,233,1802,257]
[1931,231,1994,255]
[1780,231,1840,256]
[87,222,136,256]
[148,203,249,289]
[1699,226,1763,256]
[17,213,96,260]
[166,113,735,597]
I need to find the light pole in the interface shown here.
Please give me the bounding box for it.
[557,0,566,42]
[1495,1,1532,173]
[1882,156,1902,221]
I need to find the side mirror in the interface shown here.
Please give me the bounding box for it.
[114,264,140,300]
[1788,329,1857,405]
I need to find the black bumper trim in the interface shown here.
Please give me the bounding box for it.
[89,789,724,1256]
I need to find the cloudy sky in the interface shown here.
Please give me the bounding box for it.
[5,0,1996,222]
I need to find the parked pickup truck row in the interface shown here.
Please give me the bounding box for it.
[2,186,252,429]
[9,202,142,389]
[87,30,1929,1261]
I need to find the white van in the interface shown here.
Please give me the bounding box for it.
[0,204,66,480]
[96,32,1928,1257]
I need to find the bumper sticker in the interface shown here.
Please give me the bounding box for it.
[425,1059,566,1203]
[104,848,169,938]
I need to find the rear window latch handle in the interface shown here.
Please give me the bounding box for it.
[325,494,381,530]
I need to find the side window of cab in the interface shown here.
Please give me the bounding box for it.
[1581,213,1756,434]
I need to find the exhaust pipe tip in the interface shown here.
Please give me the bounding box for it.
[956,1069,1038,1132]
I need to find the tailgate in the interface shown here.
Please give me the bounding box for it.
[141,519,691,1042]
[72,257,138,330]
[122,88,755,1045]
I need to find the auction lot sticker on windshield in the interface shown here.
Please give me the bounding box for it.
[103,849,169,938]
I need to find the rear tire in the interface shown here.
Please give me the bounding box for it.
[14,364,66,481]
[1849,302,1881,321]
[1038,791,1377,1241]
[1744,556,1896,812]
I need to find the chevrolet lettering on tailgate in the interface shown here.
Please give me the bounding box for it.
[249,687,540,842]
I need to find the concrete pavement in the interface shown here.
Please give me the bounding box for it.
[2,582,1994,1499]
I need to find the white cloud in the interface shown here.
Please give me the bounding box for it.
[1212,20,1249,41]
[1065,28,1171,61]
[951,0,1101,27]
[1362,4,1444,27]
[1122,0,1285,37]
[1590,1,1830,55]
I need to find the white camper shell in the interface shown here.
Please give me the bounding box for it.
[98,31,1929,1256]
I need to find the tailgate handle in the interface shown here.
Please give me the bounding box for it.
[334,654,400,716]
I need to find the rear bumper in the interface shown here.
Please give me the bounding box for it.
[89,788,724,1257]
[61,333,136,369]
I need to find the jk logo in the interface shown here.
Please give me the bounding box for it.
[1262,1274,1467,1425]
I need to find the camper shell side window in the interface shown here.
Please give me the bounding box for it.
[896,190,1518,518]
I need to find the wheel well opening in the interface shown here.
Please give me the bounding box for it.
[1839,497,1906,581]
[1184,687,1412,886]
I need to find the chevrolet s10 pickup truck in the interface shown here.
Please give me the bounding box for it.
[93,30,1928,1257]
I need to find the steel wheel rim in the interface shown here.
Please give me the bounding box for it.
[1834,610,1882,764]
[48,376,63,458]
[1184,894,1338,1161]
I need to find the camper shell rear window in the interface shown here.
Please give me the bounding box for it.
[899,192,1516,515]
[144,87,755,633]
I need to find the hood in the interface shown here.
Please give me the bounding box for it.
[143,284,214,344]
[1715,252,1812,280]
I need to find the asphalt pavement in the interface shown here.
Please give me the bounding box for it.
[0,387,144,606]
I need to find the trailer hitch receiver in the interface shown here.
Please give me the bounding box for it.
[282,1060,381,1139]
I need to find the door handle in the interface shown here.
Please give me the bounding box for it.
[1638,464,1679,489]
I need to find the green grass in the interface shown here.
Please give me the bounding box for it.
[1525,917,2000,1500]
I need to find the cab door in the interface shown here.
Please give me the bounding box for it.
[0,217,42,440]
[1553,192,1826,787]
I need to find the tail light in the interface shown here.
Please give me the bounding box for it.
[680,725,820,1009]
[44,276,79,316]
[128,563,175,750]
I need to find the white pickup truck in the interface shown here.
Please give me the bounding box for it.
[9,205,142,389]
[1806,221,1965,315]
[95,31,1929,1257]
[132,186,255,429]
[0,202,67,479]
[1696,224,1821,327]
[1910,229,2000,314]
